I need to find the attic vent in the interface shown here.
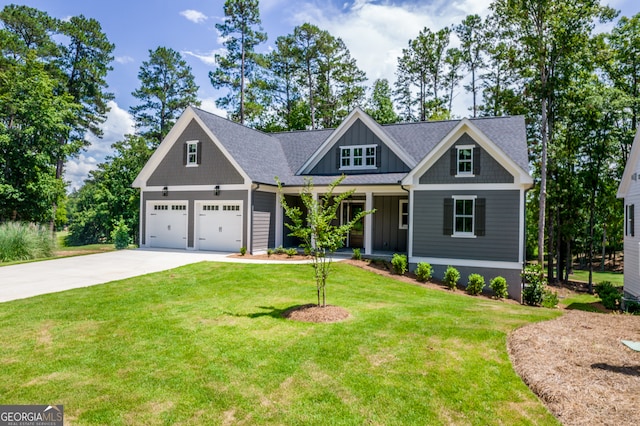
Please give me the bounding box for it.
[632,173,638,181]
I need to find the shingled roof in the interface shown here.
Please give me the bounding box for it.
[190,107,529,186]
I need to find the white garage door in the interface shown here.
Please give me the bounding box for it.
[147,202,187,249]
[196,202,243,252]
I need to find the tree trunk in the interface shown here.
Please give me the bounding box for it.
[537,97,548,268]
[601,225,607,272]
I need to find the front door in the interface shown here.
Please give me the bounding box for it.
[343,201,364,248]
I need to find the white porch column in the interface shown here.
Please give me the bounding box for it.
[275,193,284,248]
[365,192,373,255]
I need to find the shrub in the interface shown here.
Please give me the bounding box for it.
[267,248,273,257]
[391,253,408,275]
[415,262,432,282]
[522,264,546,306]
[275,246,285,254]
[466,273,485,295]
[489,276,508,299]
[240,246,247,256]
[594,281,621,310]
[0,222,55,262]
[542,289,559,308]
[351,248,361,260]
[111,218,130,250]
[443,266,460,291]
[624,300,640,315]
[286,248,297,258]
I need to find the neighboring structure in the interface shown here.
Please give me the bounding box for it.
[617,128,640,304]
[133,107,533,299]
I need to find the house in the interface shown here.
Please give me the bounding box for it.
[133,107,533,300]
[616,128,640,305]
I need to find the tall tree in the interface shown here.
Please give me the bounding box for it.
[291,23,323,129]
[130,47,200,147]
[456,15,485,118]
[491,0,616,269]
[366,78,399,124]
[209,0,267,124]
[444,47,464,116]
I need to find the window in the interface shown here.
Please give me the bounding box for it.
[443,196,485,237]
[454,197,475,236]
[627,204,635,237]
[456,146,474,176]
[186,142,198,166]
[399,200,409,229]
[339,145,377,170]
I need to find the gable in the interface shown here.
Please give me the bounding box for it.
[308,118,410,175]
[419,133,514,184]
[618,128,640,198]
[147,119,244,187]
[402,118,532,187]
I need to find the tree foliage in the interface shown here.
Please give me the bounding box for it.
[278,176,374,307]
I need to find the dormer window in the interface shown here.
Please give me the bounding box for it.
[456,146,474,176]
[340,144,377,170]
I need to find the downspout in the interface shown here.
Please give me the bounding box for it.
[522,186,531,305]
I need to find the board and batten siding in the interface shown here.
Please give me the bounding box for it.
[623,174,640,299]
[309,119,410,175]
[412,190,520,262]
[252,191,276,252]
[420,134,514,184]
[372,196,408,252]
[147,119,244,186]
[142,190,248,248]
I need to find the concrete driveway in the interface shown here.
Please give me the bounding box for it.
[0,248,294,303]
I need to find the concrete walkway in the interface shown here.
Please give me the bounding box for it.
[0,248,315,303]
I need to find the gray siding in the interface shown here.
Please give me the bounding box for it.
[412,190,521,262]
[148,119,244,186]
[373,196,408,252]
[142,190,248,248]
[253,191,276,251]
[310,119,410,175]
[420,134,514,184]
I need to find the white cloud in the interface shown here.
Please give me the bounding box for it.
[180,9,208,24]
[183,49,223,66]
[115,55,134,64]
[65,101,135,191]
[199,98,229,118]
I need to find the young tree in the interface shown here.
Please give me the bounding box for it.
[130,46,200,147]
[209,0,267,124]
[278,176,374,307]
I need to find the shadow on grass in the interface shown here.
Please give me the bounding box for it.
[565,302,606,313]
[225,305,309,320]
[592,363,640,377]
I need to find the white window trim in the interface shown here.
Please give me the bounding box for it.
[399,199,408,230]
[455,145,475,178]
[452,195,477,238]
[339,144,377,171]
[186,140,199,167]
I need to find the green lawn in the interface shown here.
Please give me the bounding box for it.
[568,269,623,287]
[0,262,561,425]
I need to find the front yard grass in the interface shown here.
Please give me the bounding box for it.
[0,262,561,425]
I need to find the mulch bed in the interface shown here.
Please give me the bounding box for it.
[283,304,350,323]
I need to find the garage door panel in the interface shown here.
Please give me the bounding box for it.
[197,202,242,252]
[147,203,187,249]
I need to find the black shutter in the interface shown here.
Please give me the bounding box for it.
[630,204,635,237]
[376,146,381,168]
[336,146,341,169]
[443,198,453,235]
[183,143,188,165]
[473,147,481,175]
[197,141,202,164]
[475,198,486,236]
[450,148,457,175]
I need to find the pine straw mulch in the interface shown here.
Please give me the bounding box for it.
[283,304,350,323]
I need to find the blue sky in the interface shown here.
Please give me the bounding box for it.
[1,0,638,190]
